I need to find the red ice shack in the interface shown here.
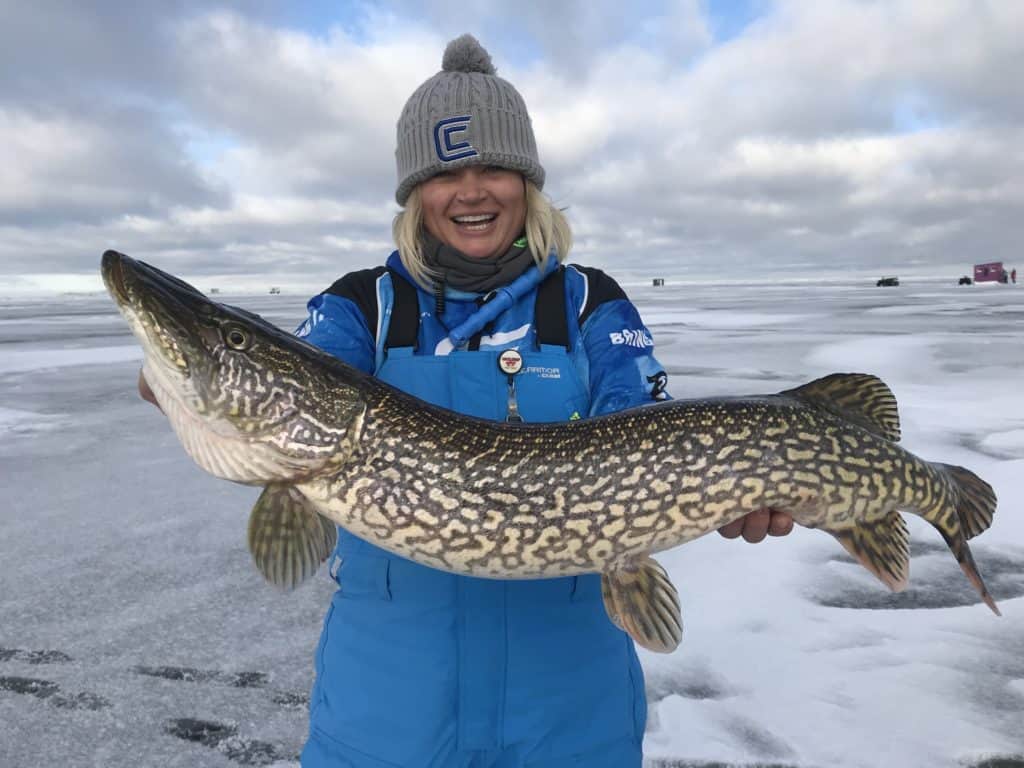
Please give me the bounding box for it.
[974,261,1005,282]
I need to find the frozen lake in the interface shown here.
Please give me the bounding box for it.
[1,278,1022,767]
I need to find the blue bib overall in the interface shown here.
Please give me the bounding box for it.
[301,267,647,768]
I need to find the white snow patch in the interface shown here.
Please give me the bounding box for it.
[0,406,63,434]
[0,344,141,373]
[644,310,813,329]
[3,282,1023,767]
[979,429,1024,457]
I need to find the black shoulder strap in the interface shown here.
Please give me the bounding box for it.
[390,265,570,351]
[534,266,569,349]
[323,267,387,337]
[568,264,629,327]
[384,267,420,350]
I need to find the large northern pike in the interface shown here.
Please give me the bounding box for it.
[102,250,1000,653]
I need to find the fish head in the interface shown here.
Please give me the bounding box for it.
[102,250,364,484]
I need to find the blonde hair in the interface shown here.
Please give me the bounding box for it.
[392,180,572,289]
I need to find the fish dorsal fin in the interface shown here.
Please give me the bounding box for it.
[247,484,337,590]
[601,557,682,653]
[783,373,900,442]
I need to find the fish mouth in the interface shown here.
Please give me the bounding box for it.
[102,250,210,319]
[100,249,130,305]
[101,250,222,367]
[102,250,321,484]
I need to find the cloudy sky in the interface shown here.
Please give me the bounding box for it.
[3,0,1022,293]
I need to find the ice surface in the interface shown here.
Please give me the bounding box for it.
[0,345,143,374]
[1,281,1022,767]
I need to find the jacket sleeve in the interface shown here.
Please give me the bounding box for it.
[568,266,670,417]
[295,292,376,373]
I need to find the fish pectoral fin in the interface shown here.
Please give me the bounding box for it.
[600,575,627,632]
[829,511,909,591]
[601,557,682,654]
[782,373,901,442]
[247,484,337,590]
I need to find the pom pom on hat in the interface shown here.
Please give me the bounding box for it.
[442,34,496,75]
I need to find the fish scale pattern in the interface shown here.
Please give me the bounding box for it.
[300,384,965,581]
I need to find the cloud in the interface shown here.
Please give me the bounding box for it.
[1,0,1023,287]
[0,1,181,101]
[0,105,226,228]
[171,11,435,200]
[345,0,711,75]
[517,0,1024,275]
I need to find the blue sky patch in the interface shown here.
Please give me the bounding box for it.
[704,0,771,43]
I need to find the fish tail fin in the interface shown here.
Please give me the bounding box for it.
[917,463,1000,615]
[602,557,682,653]
[929,517,1001,616]
[828,512,910,592]
[934,462,997,540]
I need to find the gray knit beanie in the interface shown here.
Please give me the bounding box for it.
[394,34,545,205]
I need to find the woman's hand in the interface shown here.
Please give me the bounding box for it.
[717,508,794,543]
[138,368,162,412]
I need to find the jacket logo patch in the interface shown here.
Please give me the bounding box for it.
[647,370,669,400]
[433,115,478,162]
[609,328,654,348]
[523,365,561,379]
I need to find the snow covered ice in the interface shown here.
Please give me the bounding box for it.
[0,280,1022,767]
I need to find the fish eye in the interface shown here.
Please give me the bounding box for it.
[223,325,251,350]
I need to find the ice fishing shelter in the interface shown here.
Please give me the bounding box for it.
[973,261,1005,283]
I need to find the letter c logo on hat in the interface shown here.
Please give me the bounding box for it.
[434,115,478,162]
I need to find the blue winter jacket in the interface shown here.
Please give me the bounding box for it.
[298,252,667,768]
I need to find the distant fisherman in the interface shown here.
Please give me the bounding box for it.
[136,35,792,768]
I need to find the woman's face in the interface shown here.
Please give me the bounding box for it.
[420,166,527,260]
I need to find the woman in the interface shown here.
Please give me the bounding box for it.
[140,33,792,768]
[293,35,793,768]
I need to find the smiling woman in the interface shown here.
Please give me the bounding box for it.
[419,165,526,260]
[289,34,675,768]
[393,173,572,291]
